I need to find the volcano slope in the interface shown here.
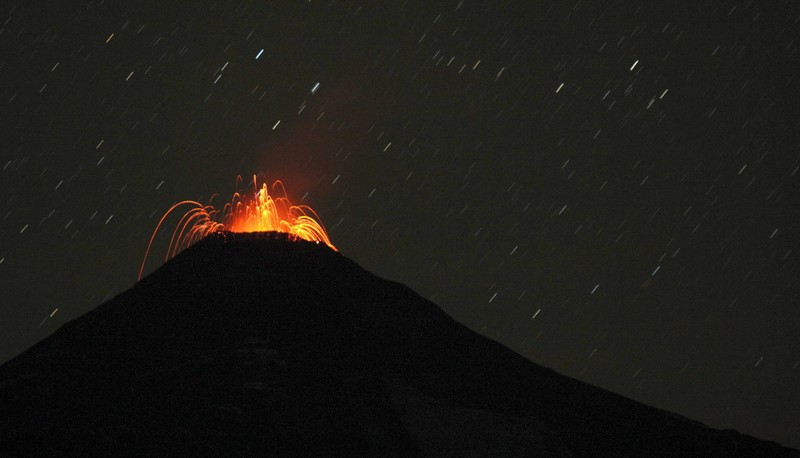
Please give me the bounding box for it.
[0,232,796,457]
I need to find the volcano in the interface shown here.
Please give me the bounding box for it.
[0,232,796,457]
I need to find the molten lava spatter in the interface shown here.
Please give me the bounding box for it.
[139,175,335,280]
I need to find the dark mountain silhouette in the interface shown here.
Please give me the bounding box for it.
[0,232,796,457]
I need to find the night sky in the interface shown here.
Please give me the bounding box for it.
[2,0,799,449]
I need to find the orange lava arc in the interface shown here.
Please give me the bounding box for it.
[138,175,336,280]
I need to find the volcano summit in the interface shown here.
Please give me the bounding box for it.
[0,232,796,456]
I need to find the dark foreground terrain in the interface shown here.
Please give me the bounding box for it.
[0,232,796,456]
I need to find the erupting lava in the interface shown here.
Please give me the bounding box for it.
[139,175,336,280]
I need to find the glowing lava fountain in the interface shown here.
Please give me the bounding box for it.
[139,175,336,280]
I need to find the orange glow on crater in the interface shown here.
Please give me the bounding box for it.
[139,175,335,280]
